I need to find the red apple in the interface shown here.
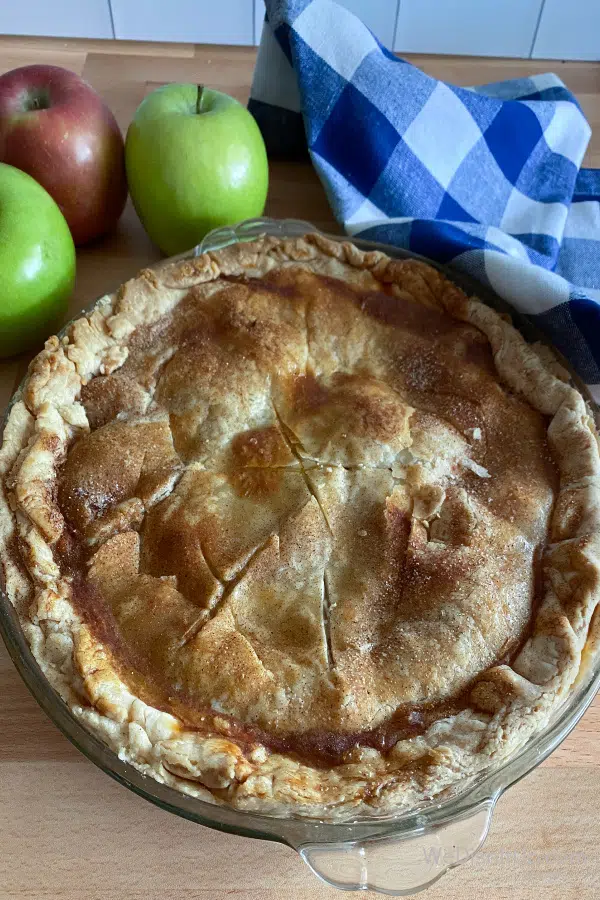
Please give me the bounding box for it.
[0,65,127,245]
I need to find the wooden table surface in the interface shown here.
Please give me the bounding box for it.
[1,35,599,900]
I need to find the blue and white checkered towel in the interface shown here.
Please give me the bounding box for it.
[249,0,600,399]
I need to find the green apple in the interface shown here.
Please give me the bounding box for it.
[125,84,269,256]
[0,163,75,358]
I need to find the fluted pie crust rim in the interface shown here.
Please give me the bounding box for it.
[1,233,600,820]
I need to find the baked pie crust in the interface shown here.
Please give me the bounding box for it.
[1,233,600,819]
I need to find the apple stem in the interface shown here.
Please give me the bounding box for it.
[27,90,50,111]
[196,85,205,114]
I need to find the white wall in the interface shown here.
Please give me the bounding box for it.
[394,0,544,58]
[1,0,113,39]
[532,0,600,61]
[112,0,253,44]
[0,0,598,60]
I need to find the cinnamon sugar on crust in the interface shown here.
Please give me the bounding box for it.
[1,233,599,819]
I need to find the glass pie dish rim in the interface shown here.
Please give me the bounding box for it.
[1,215,599,890]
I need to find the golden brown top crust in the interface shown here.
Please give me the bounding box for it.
[2,233,600,818]
[56,260,555,746]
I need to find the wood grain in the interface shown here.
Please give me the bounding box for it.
[0,35,599,900]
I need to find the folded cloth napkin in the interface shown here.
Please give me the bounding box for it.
[249,0,600,399]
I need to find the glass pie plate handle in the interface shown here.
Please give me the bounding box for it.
[194,216,319,254]
[296,796,497,894]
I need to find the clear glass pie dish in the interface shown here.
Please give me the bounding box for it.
[1,216,599,895]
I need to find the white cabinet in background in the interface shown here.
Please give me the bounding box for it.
[1,0,598,61]
[394,0,544,58]
[533,0,600,61]
[110,0,253,45]
[254,0,266,44]
[0,0,113,39]
[254,0,400,47]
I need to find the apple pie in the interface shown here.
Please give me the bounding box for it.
[1,233,599,818]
